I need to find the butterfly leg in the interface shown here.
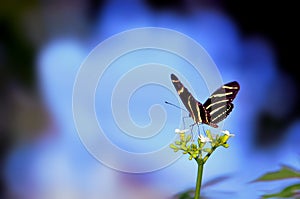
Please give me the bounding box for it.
[182,115,190,130]
[197,123,201,136]
[189,122,198,141]
[191,123,205,141]
[201,125,206,135]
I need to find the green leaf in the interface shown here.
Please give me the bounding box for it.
[206,130,213,140]
[191,143,197,149]
[222,143,229,148]
[253,165,300,182]
[198,140,205,149]
[170,144,178,149]
[181,145,187,150]
[261,183,300,198]
[186,134,192,142]
[201,175,232,189]
[173,189,194,199]
[203,148,211,153]
[192,152,198,158]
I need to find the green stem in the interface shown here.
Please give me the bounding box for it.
[203,145,217,164]
[194,159,204,199]
[194,145,218,199]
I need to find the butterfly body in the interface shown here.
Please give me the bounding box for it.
[170,74,240,128]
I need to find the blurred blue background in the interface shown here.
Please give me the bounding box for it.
[1,0,299,198]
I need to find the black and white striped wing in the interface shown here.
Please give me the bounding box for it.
[203,81,240,126]
[170,74,210,125]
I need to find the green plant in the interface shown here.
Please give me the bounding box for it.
[170,128,235,199]
[253,165,300,198]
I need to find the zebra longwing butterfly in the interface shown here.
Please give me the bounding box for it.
[170,73,240,128]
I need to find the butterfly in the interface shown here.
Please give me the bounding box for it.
[170,73,240,128]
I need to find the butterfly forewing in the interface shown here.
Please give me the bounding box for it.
[170,74,210,124]
[203,81,240,125]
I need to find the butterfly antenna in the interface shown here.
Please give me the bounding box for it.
[165,101,189,113]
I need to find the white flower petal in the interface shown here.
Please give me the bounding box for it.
[198,134,211,143]
[221,130,235,137]
[175,128,190,134]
